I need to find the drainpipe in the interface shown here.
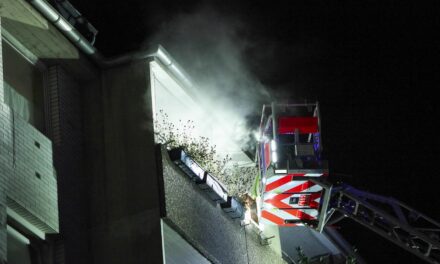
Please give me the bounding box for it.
[26,0,192,88]
[27,0,96,56]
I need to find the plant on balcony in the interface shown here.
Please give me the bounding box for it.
[154,110,257,198]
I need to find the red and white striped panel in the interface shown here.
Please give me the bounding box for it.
[260,208,322,227]
[260,209,303,227]
[264,173,326,193]
[261,174,324,226]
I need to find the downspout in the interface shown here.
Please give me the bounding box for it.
[26,0,192,88]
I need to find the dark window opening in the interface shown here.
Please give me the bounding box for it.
[7,226,32,264]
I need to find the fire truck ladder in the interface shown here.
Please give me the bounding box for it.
[309,178,440,264]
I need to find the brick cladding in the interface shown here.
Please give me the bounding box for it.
[7,111,59,232]
[0,17,58,263]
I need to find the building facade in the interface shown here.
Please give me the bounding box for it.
[0,1,353,263]
[1,0,164,262]
[0,6,61,264]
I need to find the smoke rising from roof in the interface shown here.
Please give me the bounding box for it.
[146,6,271,157]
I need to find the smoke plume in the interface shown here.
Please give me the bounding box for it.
[146,6,271,158]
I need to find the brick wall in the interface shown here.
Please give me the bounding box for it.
[7,111,58,232]
[0,16,58,263]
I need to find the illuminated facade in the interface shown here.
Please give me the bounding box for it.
[0,1,353,263]
[0,8,59,264]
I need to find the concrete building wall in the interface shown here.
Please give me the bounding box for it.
[161,147,286,264]
[46,65,87,263]
[87,60,163,264]
[0,17,8,263]
[162,221,210,264]
[0,18,3,100]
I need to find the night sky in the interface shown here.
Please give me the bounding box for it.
[70,1,440,263]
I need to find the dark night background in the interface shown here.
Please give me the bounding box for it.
[70,0,440,263]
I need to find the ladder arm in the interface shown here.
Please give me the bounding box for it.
[329,185,440,264]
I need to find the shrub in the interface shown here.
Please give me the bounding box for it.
[154,110,257,197]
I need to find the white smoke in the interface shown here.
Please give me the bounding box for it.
[146,6,271,159]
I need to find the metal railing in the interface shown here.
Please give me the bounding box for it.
[309,178,440,264]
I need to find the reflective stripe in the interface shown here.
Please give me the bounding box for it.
[265,173,323,192]
[267,180,322,194]
[261,172,327,225]
[263,180,319,222]
[261,210,285,225]
[304,173,324,177]
[265,175,292,192]
[285,209,317,220]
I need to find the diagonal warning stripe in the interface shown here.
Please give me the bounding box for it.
[261,210,300,226]
[285,209,316,221]
[261,210,285,225]
[270,181,323,195]
[264,180,318,220]
[266,180,315,202]
[265,175,292,192]
[308,192,321,209]
[265,173,309,192]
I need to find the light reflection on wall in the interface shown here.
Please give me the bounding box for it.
[149,59,253,167]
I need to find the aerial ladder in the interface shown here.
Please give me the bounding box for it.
[256,102,440,264]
